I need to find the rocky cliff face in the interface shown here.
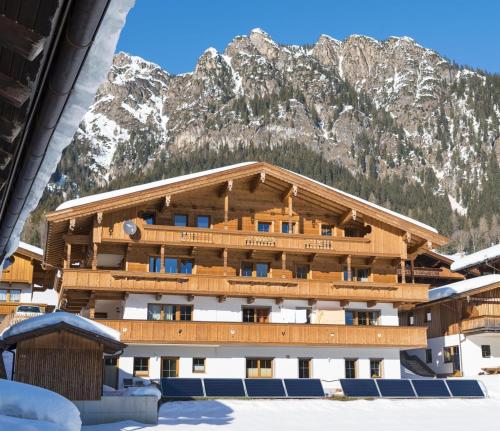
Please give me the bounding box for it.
[33,29,499,249]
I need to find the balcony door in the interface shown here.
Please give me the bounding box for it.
[161,357,179,378]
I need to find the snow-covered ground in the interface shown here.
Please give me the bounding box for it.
[84,376,500,431]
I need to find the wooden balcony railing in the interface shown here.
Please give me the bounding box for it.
[61,269,429,303]
[0,302,48,315]
[461,316,500,333]
[100,319,427,348]
[102,225,400,258]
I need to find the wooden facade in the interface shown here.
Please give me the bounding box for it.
[400,281,500,338]
[44,162,448,348]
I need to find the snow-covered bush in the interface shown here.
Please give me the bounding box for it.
[0,380,81,431]
[125,385,162,400]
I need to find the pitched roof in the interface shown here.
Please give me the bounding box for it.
[428,274,500,302]
[50,162,443,241]
[450,244,500,272]
[18,241,43,258]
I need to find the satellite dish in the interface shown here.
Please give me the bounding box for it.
[2,256,14,269]
[123,220,137,236]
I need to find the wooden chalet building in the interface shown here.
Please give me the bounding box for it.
[402,244,500,377]
[1,242,56,324]
[44,162,448,388]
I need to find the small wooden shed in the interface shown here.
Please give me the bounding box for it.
[0,313,126,400]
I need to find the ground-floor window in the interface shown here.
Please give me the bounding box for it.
[481,345,491,358]
[161,357,179,378]
[192,357,206,373]
[298,358,311,378]
[246,358,273,378]
[425,348,432,364]
[444,346,459,363]
[0,289,21,302]
[345,359,357,379]
[370,359,382,378]
[133,357,149,377]
[147,304,193,321]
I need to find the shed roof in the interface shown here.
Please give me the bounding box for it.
[428,274,500,302]
[450,244,500,272]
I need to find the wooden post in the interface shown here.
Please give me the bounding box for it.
[160,245,165,272]
[410,259,415,283]
[89,292,95,319]
[347,255,352,281]
[65,243,72,269]
[401,259,406,284]
[223,248,228,276]
[224,180,232,230]
[281,252,286,278]
[288,194,293,233]
[91,243,97,270]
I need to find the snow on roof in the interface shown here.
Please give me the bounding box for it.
[18,241,43,257]
[450,244,500,272]
[56,162,438,234]
[0,311,120,342]
[282,168,438,233]
[56,162,257,211]
[428,274,500,302]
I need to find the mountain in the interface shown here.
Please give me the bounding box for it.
[23,29,500,252]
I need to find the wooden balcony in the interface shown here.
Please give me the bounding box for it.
[61,269,429,303]
[462,316,500,334]
[0,302,48,315]
[102,225,400,258]
[100,319,427,348]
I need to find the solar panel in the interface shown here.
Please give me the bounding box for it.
[203,379,246,397]
[445,380,484,398]
[244,379,286,397]
[160,378,204,398]
[339,379,380,397]
[283,379,325,397]
[376,379,416,398]
[411,379,450,398]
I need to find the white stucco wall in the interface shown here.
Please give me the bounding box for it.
[117,345,401,391]
[407,333,500,376]
[121,294,399,326]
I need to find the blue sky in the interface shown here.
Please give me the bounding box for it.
[117,0,500,75]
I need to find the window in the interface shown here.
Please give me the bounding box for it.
[0,290,6,302]
[161,357,178,378]
[133,357,149,376]
[257,221,271,232]
[196,215,210,228]
[242,307,270,323]
[281,222,296,234]
[241,262,270,278]
[173,214,188,227]
[345,359,357,379]
[345,267,371,282]
[246,358,272,378]
[424,309,432,323]
[0,289,21,302]
[321,224,333,236]
[298,358,311,379]
[192,358,206,373]
[425,349,433,364]
[94,312,108,319]
[482,345,491,358]
[241,262,253,277]
[408,312,415,326]
[444,346,459,363]
[370,359,382,378]
[255,262,269,278]
[294,264,309,279]
[149,256,161,273]
[147,304,193,321]
[164,257,194,274]
[345,310,380,326]
[344,228,360,237]
[141,212,155,225]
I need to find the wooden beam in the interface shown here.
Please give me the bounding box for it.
[160,245,165,272]
[0,116,22,144]
[250,171,266,193]
[155,293,162,301]
[275,297,284,305]
[339,300,349,307]
[222,248,228,276]
[339,209,357,226]
[218,179,233,197]
[367,301,377,307]
[88,292,95,319]
[247,249,256,259]
[366,256,376,265]
[187,294,195,302]
[281,252,286,278]
[218,295,227,303]
[247,297,255,304]
[0,15,45,61]
[281,184,298,201]
[308,253,316,263]
[189,246,198,256]
[91,243,98,270]
[0,71,31,109]
[400,259,406,284]
[308,298,317,306]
